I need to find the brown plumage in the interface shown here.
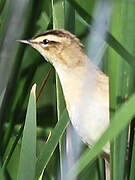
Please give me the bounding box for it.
[18,29,110,154]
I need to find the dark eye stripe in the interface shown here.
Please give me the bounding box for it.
[50,41,59,44]
[41,40,59,45]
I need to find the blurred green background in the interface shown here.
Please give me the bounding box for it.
[0,0,135,180]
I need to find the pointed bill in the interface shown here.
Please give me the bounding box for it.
[16,39,32,44]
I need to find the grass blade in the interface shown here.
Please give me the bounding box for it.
[17,84,37,180]
[35,109,69,180]
[129,133,135,180]
[0,165,5,180]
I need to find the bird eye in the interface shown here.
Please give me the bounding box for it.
[43,39,49,45]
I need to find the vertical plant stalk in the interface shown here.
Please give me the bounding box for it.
[0,0,6,14]
[106,2,135,180]
[0,0,35,155]
[51,0,65,179]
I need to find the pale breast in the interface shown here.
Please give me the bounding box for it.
[56,58,110,153]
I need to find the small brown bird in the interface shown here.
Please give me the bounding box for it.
[18,29,110,154]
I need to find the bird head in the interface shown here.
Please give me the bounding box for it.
[18,29,84,68]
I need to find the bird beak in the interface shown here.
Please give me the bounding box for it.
[16,39,32,44]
